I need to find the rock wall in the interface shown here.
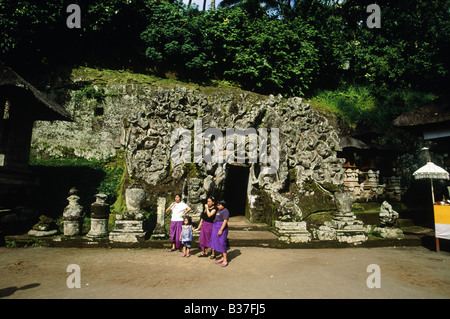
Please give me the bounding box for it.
[32,81,346,223]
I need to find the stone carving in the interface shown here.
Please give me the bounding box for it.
[311,225,336,241]
[32,82,349,228]
[379,201,399,226]
[28,215,58,237]
[276,196,302,222]
[275,220,311,243]
[87,193,110,238]
[62,188,83,236]
[312,192,368,244]
[109,186,147,243]
[373,201,404,239]
[331,192,368,244]
[118,87,347,223]
[152,197,167,238]
[123,187,146,220]
[183,178,207,222]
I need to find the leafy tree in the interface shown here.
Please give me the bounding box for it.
[140,1,214,79]
[205,8,320,95]
[340,0,449,95]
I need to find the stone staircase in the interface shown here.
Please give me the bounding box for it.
[226,216,278,247]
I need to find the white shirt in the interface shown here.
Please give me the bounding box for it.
[170,201,188,222]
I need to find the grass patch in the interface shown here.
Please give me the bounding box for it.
[307,85,438,129]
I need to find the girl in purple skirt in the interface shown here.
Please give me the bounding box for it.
[194,197,217,257]
[166,194,191,251]
[209,200,230,267]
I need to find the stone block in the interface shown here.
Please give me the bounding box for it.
[87,218,109,238]
[275,221,311,243]
[63,220,81,236]
[373,227,404,239]
[111,220,145,233]
[109,232,146,243]
[27,229,58,237]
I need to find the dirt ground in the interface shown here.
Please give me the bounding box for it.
[1,245,450,299]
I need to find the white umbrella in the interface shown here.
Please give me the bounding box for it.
[413,161,449,204]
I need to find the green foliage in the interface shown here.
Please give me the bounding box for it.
[1,0,448,118]
[311,85,376,127]
[80,85,108,103]
[310,85,438,128]
[140,1,214,79]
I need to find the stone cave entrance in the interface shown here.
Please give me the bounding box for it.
[222,164,250,217]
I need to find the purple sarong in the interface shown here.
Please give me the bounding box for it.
[199,221,213,251]
[209,221,228,254]
[169,221,183,249]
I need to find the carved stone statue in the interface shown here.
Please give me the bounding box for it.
[373,201,404,239]
[183,178,207,221]
[62,188,83,236]
[379,201,399,226]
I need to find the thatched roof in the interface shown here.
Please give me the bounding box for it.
[392,97,450,127]
[0,61,72,121]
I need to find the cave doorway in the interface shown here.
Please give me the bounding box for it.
[222,164,250,217]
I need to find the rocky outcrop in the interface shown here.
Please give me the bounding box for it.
[32,79,346,224]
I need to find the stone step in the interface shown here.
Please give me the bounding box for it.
[227,216,269,231]
[397,218,415,228]
[227,230,278,247]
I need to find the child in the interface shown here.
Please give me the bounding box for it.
[180,216,193,257]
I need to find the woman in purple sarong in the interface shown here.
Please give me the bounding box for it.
[209,200,230,267]
[194,197,217,257]
[166,194,191,252]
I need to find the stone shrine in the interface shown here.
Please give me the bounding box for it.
[62,188,83,236]
[313,192,369,244]
[151,197,167,238]
[331,192,368,244]
[109,186,147,243]
[87,193,110,238]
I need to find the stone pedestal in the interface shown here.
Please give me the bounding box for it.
[87,193,110,238]
[275,221,311,243]
[331,192,368,244]
[152,197,167,238]
[87,218,109,238]
[28,215,58,237]
[109,220,146,243]
[311,225,336,241]
[63,220,82,236]
[109,186,147,243]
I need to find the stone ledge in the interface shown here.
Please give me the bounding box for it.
[4,233,424,249]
